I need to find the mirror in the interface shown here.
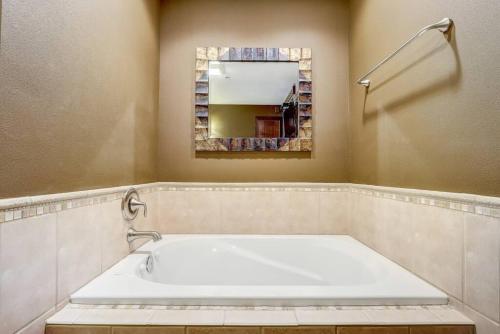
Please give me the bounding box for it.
[194,47,312,152]
[208,62,299,139]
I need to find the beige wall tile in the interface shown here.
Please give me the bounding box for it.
[99,200,130,271]
[16,307,56,334]
[372,198,413,270]
[0,215,57,334]
[409,204,464,299]
[350,194,377,248]
[318,192,350,234]
[219,191,289,234]
[464,213,500,321]
[56,206,102,303]
[157,191,222,234]
[286,191,320,234]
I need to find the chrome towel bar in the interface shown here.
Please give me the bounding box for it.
[356,18,453,88]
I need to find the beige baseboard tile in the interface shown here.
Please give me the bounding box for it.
[363,309,441,325]
[224,310,298,326]
[295,309,370,325]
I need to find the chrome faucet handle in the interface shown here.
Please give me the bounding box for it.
[121,188,147,220]
[129,198,147,217]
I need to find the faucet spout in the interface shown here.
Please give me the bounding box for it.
[127,227,162,244]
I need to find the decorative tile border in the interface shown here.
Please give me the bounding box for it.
[194,47,313,152]
[0,184,158,223]
[64,303,460,312]
[350,184,500,218]
[1,182,499,223]
[47,303,473,326]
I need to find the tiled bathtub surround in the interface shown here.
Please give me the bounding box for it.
[156,184,351,235]
[0,184,158,334]
[0,182,499,334]
[349,185,500,334]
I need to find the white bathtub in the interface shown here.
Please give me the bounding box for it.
[71,235,447,306]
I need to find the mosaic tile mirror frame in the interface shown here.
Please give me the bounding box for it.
[194,47,312,152]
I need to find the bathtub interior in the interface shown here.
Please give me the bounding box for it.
[142,236,380,285]
[70,235,448,306]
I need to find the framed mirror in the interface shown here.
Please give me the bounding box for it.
[194,47,312,152]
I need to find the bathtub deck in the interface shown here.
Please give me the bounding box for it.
[46,304,473,327]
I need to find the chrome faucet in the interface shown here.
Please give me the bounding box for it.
[127,227,162,243]
[121,188,162,244]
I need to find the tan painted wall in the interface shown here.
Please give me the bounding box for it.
[209,105,278,138]
[349,0,500,196]
[0,0,160,199]
[158,0,350,182]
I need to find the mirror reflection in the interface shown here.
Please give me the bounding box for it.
[208,61,299,138]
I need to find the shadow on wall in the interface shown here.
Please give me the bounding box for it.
[361,26,462,122]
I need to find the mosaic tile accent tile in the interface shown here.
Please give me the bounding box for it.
[290,48,301,61]
[195,128,208,140]
[299,127,312,139]
[204,138,229,151]
[299,93,312,104]
[299,104,312,116]
[277,138,290,151]
[195,105,209,117]
[195,59,208,71]
[207,47,218,60]
[299,81,312,92]
[195,82,209,94]
[196,47,207,60]
[195,93,208,105]
[195,70,208,82]
[242,137,255,151]
[254,138,266,151]
[299,59,312,70]
[300,117,312,128]
[195,117,208,128]
[289,139,301,151]
[300,139,312,151]
[253,48,265,61]
[266,48,279,61]
[195,140,211,151]
[242,48,253,61]
[218,47,230,60]
[301,48,312,59]
[299,70,312,81]
[278,48,290,61]
[265,138,278,150]
[230,138,243,151]
[229,48,242,61]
